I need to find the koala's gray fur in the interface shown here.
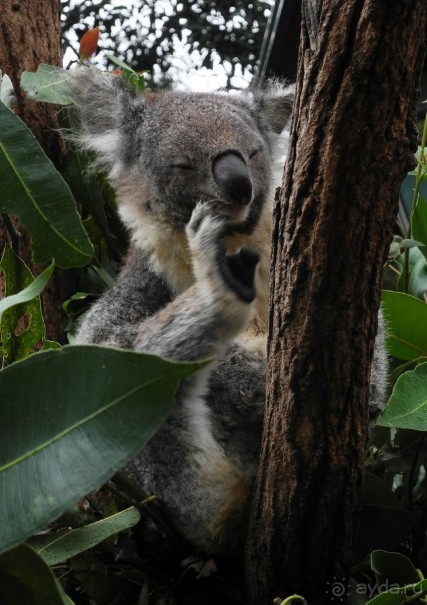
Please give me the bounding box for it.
[69,68,388,556]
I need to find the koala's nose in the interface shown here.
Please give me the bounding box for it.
[212,152,252,206]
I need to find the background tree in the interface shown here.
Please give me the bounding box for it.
[61,0,272,88]
[245,1,426,603]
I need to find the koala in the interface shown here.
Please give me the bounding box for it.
[69,68,388,557]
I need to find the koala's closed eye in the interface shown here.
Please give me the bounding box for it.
[168,158,195,170]
[248,149,259,160]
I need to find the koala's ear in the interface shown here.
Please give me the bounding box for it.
[67,67,144,176]
[253,81,295,134]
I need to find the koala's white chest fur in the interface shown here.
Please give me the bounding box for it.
[119,199,273,356]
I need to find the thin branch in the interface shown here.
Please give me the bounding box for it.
[1,213,21,256]
[109,472,191,554]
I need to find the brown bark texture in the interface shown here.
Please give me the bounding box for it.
[245,1,426,604]
[0,0,63,159]
[0,0,76,342]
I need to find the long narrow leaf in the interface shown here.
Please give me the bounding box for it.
[0,100,93,268]
[35,507,140,565]
[0,345,205,554]
[0,543,71,605]
[0,259,54,320]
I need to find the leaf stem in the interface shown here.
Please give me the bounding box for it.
[109,472,192,554]
[280,596,307,605]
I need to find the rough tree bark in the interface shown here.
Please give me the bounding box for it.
[0,0,77,341]
[245,2,426,604]
[0,0,63,159]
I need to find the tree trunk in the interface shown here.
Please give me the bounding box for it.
[0,0,63,160]
[0,0,77,342]
[245,2,426,604]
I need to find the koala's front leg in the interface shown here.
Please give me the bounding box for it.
[133,201,260,361]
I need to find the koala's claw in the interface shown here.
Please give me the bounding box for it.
[186,200,227,237]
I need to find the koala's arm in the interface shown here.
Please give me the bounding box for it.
[133,202,259,361]
[77,201,259,364]
[76,247,172,348]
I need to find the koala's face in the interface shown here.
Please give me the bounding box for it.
[121,93,273,232]
[70,69,294,235]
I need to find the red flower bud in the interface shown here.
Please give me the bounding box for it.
[79,27,99,61]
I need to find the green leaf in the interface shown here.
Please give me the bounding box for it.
[397,247,427,299]
[35,507,140,565]
[0,246,51,363]
[0,543,71,605]
[381,291,427,360]
[412,196,427,259]
[377,362,427,430]
[355,504,421,562]
[363,474,400,509]
[365,580,427,605]
[108,55,145,91]
[365,591,406,604]
[0,100,93,268]
[370,550,419,586]
[40,340,62,351]
[61,143,123,259]
[0,70,14,109]
[21,64,73,105]
[389,357,427,384]
[0,254,54,320]
[0,345,205,554]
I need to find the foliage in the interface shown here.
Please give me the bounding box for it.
[0,345,203,554]
[60,0,273,88]
[0,60,204,604]
[0,85,92,268]
[350,115,427,605]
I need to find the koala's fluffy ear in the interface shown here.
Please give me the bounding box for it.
[67,67,144,176]
[253,81,295,134]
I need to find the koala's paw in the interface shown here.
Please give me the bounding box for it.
[186,199,227,246]
[187,201,260,304]
[221,246,260,303]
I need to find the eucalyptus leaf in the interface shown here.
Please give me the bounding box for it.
[36,507,140,565]
[365,580,427,605]
[412,196,427,259]
[107,55,145,91]
[399,238,424,249]
[0,100,93,268]
[377,362,427,430]
[389,357,427,384]
[0,543,71,605]
[388,241,401,258]
[0,256,54,320]
[397,246,427,299]
[0,345,205,554]
[0,245,54,363]
[21,64,73,105]
[381,291,427,360]
[365,591,409,604]
[0,70,14,109]
[61,144,123,259]
[370,550,419,586]
[107,54,137,74]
